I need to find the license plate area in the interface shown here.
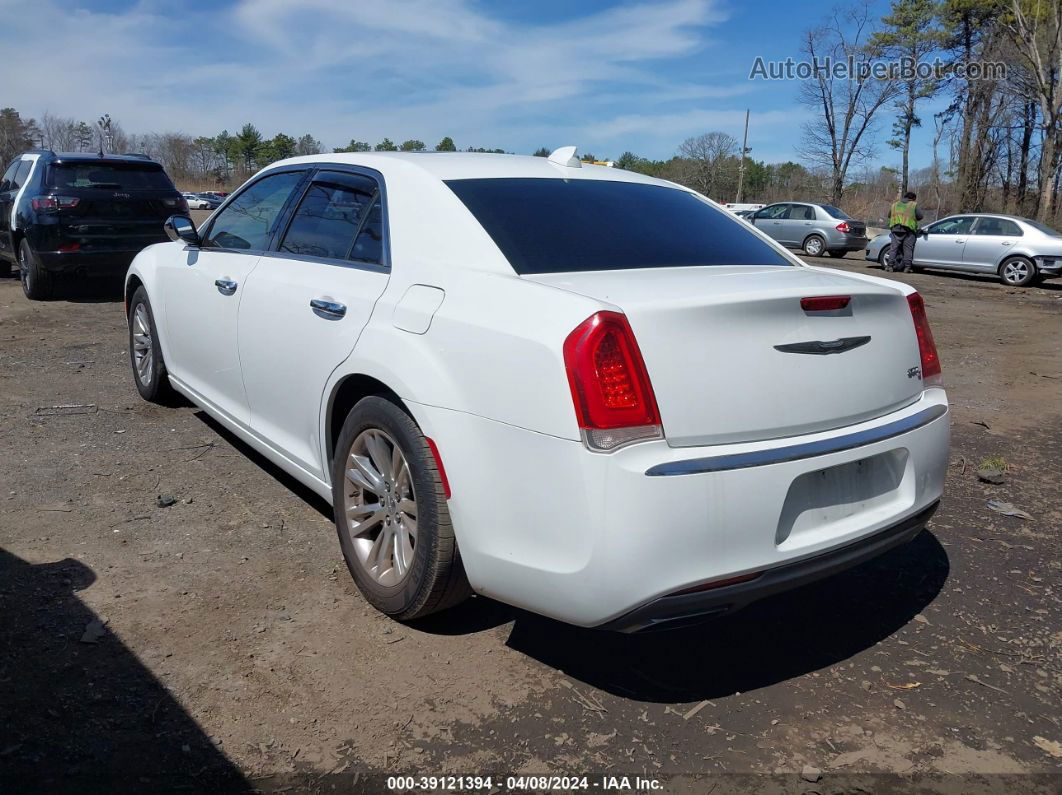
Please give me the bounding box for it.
[776,449,910,548]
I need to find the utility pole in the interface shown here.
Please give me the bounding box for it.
[735,108,750,203]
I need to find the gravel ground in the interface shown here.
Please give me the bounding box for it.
[0,253,1059,794]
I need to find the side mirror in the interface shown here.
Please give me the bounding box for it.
[164,215,200,246]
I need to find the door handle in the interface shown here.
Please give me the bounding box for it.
[1001,241,1012,246]
[214,278,237,295]
[955,239,965,244]
[310,298,346,319]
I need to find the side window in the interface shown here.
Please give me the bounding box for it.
[792,204,815,220]
[202,171,304,251]
[12,161,32,190]
[1,160,20,191]
[758,204,789,220]
[974,218,1022,237]
[928,216,975,235]
[279,172,383,264]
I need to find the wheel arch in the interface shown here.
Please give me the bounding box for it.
[325,373,408,469]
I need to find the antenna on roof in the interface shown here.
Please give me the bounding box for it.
[547,146,581,168]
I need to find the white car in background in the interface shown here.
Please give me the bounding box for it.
[125,148,949,631]
[181,192,212,210]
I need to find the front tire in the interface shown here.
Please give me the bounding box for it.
[878,247,892,270]
[998,256,1036,287]
[803,235,826,257]
[827,250,847,258]
[19,239,55,300]
[127,287,174,402]
[332,396,470,621]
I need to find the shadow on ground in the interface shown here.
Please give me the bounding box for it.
[0,548,250,792]
[503,530,950,701]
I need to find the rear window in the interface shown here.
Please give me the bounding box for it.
[46,163,174,191]
[445,178,791,274]
[822,205,852,219]
[1025,219,1061,237]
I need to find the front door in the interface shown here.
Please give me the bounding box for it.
[914,215,976,268]
[752,204,791,243]
[237,169,390,479]
[158,169,306,425]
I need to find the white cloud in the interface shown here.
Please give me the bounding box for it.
[1,0,757,157]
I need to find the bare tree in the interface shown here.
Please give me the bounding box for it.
[677,132,737,198]
[1003,0,1062,221]
[797,3,899,204]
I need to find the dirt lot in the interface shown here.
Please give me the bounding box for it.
[1,254,1059,794]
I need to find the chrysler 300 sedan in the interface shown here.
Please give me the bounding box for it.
[865,213,1062,286]
[125,148,949,631]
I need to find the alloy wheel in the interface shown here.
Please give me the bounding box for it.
[342,428,418,587]
[1001,259,1030,285]
[132,304,154,385]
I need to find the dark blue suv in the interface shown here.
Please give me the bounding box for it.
[0,150,186,299]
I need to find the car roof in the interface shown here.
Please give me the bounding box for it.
[47,152,163,166]
[939,212,1032,223]
[267,151,679,189]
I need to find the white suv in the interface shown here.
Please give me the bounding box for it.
[125,149,949,631]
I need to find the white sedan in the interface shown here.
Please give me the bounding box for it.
[181,192,212,210]
[125,148,949,631]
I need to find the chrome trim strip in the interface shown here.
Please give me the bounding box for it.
[646,404,947,476]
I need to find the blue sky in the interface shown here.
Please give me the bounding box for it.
[2,0,944,170]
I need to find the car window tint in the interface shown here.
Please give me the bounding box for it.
[756,204,787,220]
[792,205,815,220]
[1025,219,1061,236]
[822,205,851,219]
[280,175,380,262]
[45,163,174,190]
[928,217,975,235]
[974,218,1021,237]
[11,160,32,190]
[350,196,384,263]
[446,178,791,274]
[204,171,303,251]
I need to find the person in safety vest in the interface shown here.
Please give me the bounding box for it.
[886,191,924,273]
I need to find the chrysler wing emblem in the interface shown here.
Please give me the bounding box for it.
[773,336,871,355]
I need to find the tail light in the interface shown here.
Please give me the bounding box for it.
[835,221,850,233]
[58,242,80,252]
[906,292,943,387]
[563,311,662,451]
[163,197,190,213]
[31,196,79,212]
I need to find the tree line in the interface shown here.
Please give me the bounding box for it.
[1,0,1058,225]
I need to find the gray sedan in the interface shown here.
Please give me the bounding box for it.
[865,213,1062,286]
[749,202,869,257]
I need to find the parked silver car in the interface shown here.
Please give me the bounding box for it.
[749,202,868,257]
[865,213,1062,286]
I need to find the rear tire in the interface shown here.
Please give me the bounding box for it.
[802,235,826,257]
[332,396,471,621]
[998,256,1036,287]
[127,287,174,402]
[19,239,55,300]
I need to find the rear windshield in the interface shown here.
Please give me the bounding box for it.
[46,163,175,191]
[445,178,791,274]
[821,205,852,219]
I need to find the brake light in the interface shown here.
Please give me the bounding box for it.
[58,242,80,252]
[906,292,943,387]
[835,221,850,233]
[801,295,850,312]
[563,311,662,451]
[31,196,79,212]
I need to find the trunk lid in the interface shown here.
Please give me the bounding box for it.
[528,266,925,447]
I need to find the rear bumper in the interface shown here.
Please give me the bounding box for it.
[35,250,141,276]
[600,500,937,631]
[828,235,869,251]
[411,389,950,628]
[1035,256,1062,277]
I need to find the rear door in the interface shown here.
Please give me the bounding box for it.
[0,158,34,261]
[237,168,390,478]
[963,217,1022,271]
[784,203,816,244]
[914,216,975,268]
[158,168,307,425]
